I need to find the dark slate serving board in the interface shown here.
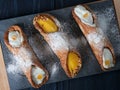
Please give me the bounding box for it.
[0,0,120,89]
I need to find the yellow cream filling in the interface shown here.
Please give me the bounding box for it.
[68,51,81,77]
[37,74,43,80]
[105,60,110,66]
[37,16,58,33]
[11,35,17,40]
[83,12,89,18]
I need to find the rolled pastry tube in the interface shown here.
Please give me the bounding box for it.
[4,25,49,88]
[72,5,115,70]
[33,14,82,78]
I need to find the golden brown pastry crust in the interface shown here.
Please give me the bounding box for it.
[72,5,115,71]
[33,14,60,34]
[33,14,82,78]
[4,25,49,88]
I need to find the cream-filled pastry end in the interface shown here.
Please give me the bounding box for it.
[103,48,114,69]
[32,66,46,85]
[8,31,24,47]
[74,5,95,27]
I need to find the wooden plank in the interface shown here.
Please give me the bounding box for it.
[113,0,120,28]
[0,44,10,90]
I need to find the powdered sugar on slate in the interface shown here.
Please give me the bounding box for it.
[95,7,120,56]
[7,47,33,74]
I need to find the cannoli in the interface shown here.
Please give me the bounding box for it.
[4,25,49,88]
[33,14,82,78]
[72,5,115,70]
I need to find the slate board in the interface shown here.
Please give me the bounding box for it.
[0,0,120,89]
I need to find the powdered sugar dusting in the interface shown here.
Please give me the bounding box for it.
[15,47,33,69]
[95,7,115,35]
[87,32,102,44]
[7,54,23,75]
[85,6,120,57]
[51,62,60,76]
[95,7,120,56]
[47,32,69,52]
[86,28,106,50]
[46,21,86,52]
[7,47,33,74]
[7,61,22,75]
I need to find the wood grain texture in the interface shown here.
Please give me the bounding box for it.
[113,0,120,28]
[0,44,10,90]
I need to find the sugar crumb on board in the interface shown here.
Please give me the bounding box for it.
[7,47,33,74]
[95,7,120,56]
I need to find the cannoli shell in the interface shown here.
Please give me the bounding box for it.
[33,14,82,77]
[72,5,115,70]
[4,25,49,88]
